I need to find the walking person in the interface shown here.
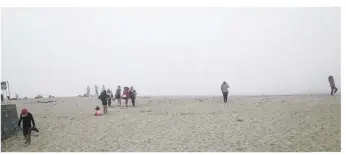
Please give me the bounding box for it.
[328,76,338,96]
[95,84,99,96]
[102,85,106,92]
[98,90,110,114]
[87,85,91,96]
[18,108,36,145]
[122,87,130,107]
[106,88,113,107]
[1,93,4,102]
[113,86,122,106]
[221,81,229,103]
[129,86,137,107]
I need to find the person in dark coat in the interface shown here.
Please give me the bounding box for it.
[98,90,110,114]
[129,86,137,107]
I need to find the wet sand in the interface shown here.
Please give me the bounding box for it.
[1,95,341,152]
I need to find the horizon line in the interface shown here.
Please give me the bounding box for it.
[13,92,340,99]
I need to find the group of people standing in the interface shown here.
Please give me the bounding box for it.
[98,86,137,114]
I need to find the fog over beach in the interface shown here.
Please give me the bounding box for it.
[1,7,340,97]
[1,8,341,152]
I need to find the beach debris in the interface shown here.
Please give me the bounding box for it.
[37,100,56,103]
[140,109,152,113]
[236,118,244,122]
[57,116,75,120]
[180,112,195,115]
[154,112,168,115]
[35,95,44,99]
[208,111,222,115]
[196,99,204,102]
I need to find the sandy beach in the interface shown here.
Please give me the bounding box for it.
[1,95,341,152]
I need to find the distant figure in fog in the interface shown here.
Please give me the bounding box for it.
[1,93,4,102]
[87,85,91,96]
[106,88,113,107]
[221,81,229,103]
[102,85,106,92]
[113,86,122,106]
[328,76,338,96]
[95,84,99,96]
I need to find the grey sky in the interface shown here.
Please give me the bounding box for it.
[1,7,340,97]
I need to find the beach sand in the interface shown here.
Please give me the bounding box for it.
[1,95,341,152]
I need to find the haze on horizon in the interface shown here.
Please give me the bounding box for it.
[1,7,340,98]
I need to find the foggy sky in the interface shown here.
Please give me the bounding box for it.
[1,7,340,97]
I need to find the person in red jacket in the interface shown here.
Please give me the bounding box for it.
[122,87,130,107]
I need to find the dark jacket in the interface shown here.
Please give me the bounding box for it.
[98,92,110,102]
[18,113,35,128]
[129,90,137,99]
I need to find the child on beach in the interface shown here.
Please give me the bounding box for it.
[94,106,102,116]
[113,86,122,106]
[98,90,110,114]
[18,108,36,145]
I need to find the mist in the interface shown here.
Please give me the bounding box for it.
[1,7,340,97]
